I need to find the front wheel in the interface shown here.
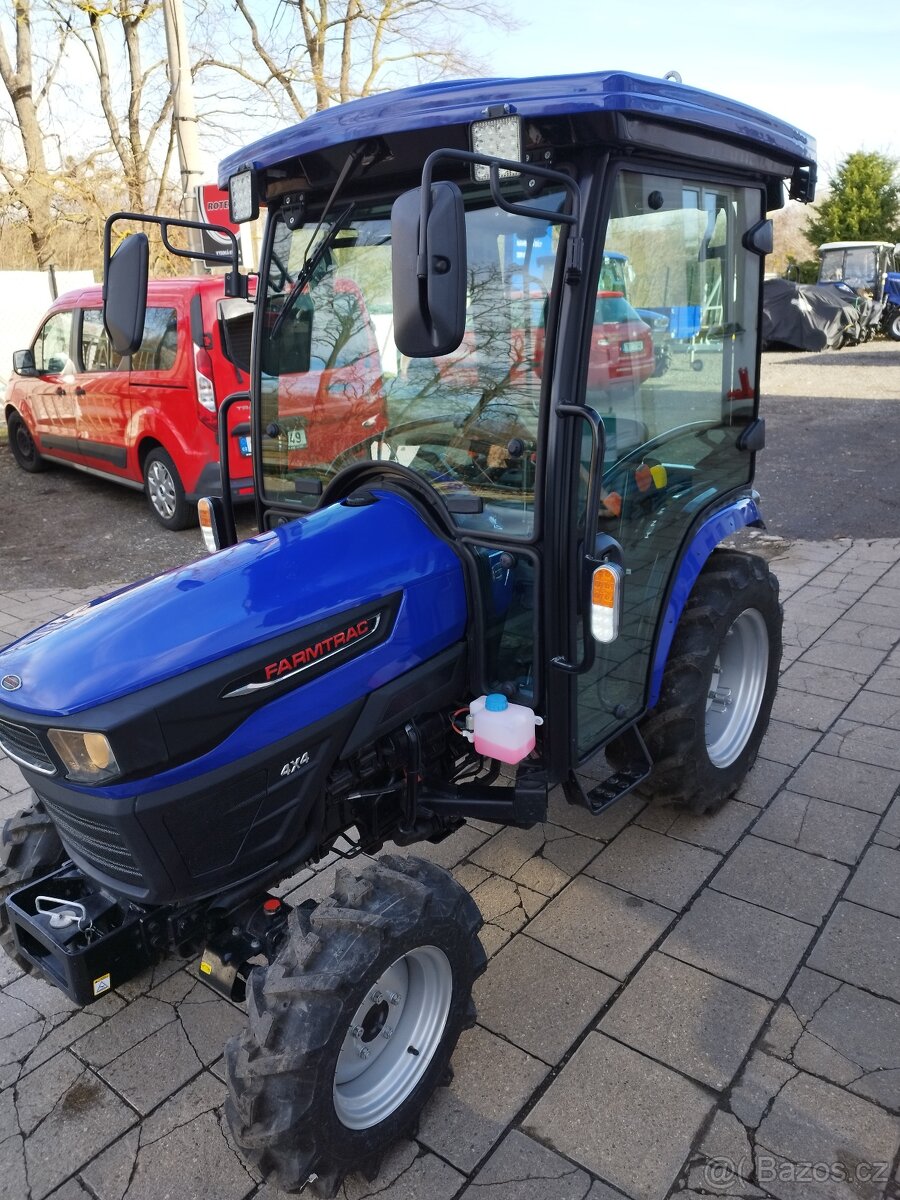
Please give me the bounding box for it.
[0,803,66,971]
[615,549,781,814]
[7,411,47,473]
[143,448,192,530]
[225,855,485,1196]
[885,309,900,342]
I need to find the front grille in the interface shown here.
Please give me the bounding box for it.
[40,795,142,882]
[0,717,56,775]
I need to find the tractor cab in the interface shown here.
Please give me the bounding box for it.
[0,70,815,1198]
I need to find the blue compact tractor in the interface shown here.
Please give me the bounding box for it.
[0,70,815,1195]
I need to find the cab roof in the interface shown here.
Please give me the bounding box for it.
[218,69,816,186]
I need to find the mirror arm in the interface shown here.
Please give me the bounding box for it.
[417,148,581,280]
[103,212,247,299]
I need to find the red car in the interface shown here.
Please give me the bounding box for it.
[587,291,655,391]
[4,276,253,529]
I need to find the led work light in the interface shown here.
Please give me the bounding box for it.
[470,115,522,181]
[229,170,259,224]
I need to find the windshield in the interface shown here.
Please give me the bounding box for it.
[257,189,564,537]
[819,246,877,288]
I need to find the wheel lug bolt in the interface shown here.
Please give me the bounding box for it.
[382,1026,393,1040]
[387,992,401,1006]
[370,990,384,1003]
[358,1046,371,1060]
[350,1025,365,1039]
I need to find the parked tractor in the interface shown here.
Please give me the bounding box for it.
[817,239,900,340]
[0,69,815,1195]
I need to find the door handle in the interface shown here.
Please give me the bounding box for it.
[75,387,86,397]
[55,386,66,396]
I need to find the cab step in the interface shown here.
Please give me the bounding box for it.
[563,726,652,815]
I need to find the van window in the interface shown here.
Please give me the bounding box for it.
[81,309,128,372]
[131,307,179,373]
[34,311,74,375]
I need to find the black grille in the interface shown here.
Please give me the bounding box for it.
[0,717,55,775]
[40,795,142,882]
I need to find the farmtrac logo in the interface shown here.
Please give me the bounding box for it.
[222,613,382,699]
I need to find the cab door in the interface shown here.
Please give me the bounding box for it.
[565,166,765,764]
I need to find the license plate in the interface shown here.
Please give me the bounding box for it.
[238,435,252,457]
[288,427,308,450]
[622,340,644,353]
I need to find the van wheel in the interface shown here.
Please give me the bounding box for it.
[7,412,46,473]
[143,448,192,530]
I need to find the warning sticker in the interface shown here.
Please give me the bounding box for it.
[93,973,111,997]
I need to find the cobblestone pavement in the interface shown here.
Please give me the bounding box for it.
[0,535,899,1200]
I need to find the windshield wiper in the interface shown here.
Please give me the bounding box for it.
[271,202,355,337]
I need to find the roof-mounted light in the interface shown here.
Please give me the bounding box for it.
[470,111,522,182]
[229,170,259,224]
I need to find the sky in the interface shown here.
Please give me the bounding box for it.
[477,0,897,185]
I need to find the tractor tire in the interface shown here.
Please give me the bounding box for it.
[886,310,900,341]
[611,549,781,815]
[225,855,486,1197]
[0,802,66,971]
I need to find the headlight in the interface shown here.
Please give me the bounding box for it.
[47,729,121,784]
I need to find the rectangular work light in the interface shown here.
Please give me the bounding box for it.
[470,115,522,182]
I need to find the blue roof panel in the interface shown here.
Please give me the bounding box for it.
[218,69,815,187]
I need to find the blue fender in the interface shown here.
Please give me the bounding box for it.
[648,495,762,709]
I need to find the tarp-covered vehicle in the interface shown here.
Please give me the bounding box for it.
[761,278,861,351]
[817,240,900,340]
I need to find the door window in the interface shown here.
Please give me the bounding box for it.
[575,169,764,756]
[33,312,74,375]
[130,307,179,373]
[80,309,128,372]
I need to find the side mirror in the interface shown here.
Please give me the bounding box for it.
[12,349,36,376]
[103,232,149,356]
[391,182,466,357]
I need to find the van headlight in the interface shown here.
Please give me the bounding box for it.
[47,729,121,784]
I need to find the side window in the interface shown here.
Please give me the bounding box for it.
[33,312,74,375]
[80,309,128,372]
[130,307,179,373]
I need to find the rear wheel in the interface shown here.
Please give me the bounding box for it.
[886,310,900,341]
[7,412,46,473]
[143,448,192,530]
[611,549,781,814]
[226,856,485,1197]
[0,802,66,971]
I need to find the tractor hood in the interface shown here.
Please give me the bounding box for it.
[0,491,465,720]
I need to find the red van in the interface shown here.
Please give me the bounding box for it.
[4,277,253,529]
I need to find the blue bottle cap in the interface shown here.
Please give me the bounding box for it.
[485,693,508,712]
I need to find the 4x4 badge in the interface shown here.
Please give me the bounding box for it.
[0,675,21,691]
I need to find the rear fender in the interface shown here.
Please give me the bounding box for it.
[648,495,763,708]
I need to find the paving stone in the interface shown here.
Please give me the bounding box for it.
[788,752,898,813]
[471,824,545,878]
[72,995,174,1068]
[785,967,842,1024]
[710,836,848,925]
[585,826,720,910]
[470,873,547,933]
[757,722,820,768]
[98,1017,203,1114]
[729,1051,797,1129]
[523,1033,714,1200]
[753,791,878,865]
[818,719,900,771]
[868,662,900,697]
[329,1139,464,1200]
[474,935,616,1064]
[843,844,900,918]
[883,797,900,838]
[800,983,900,1112]
[546,789,643,841]
[599,953,770,1090]
[418,1024,547,1172]
[843,689,900,731]
[139,1070,227,1145]
[662,801,759,854]
[760,1003,804,1059]
[662,890,814,999]
[526,876,673,979]
[699,1110,754,1182]
[396,820,489,870]
[459,1130,592,1200]
[452,861,490,891]
[478,924,512,959]
[15,1051,136,1200]
[770,688,846,732]
[779,661,868,703]
[539,824,603,876]
[83,1111,252,1200]
[801,639,887,673]
[734,758,793,809]
[755,1072,900,1200]
[808,901,900,1002]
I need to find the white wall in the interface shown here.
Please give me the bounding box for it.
[0,270,95,387]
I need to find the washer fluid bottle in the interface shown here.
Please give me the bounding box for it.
[468,694,543,764]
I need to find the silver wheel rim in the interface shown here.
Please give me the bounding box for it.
[333,945,452,1130]
[705,608,769,769]
[147,461,176,519]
